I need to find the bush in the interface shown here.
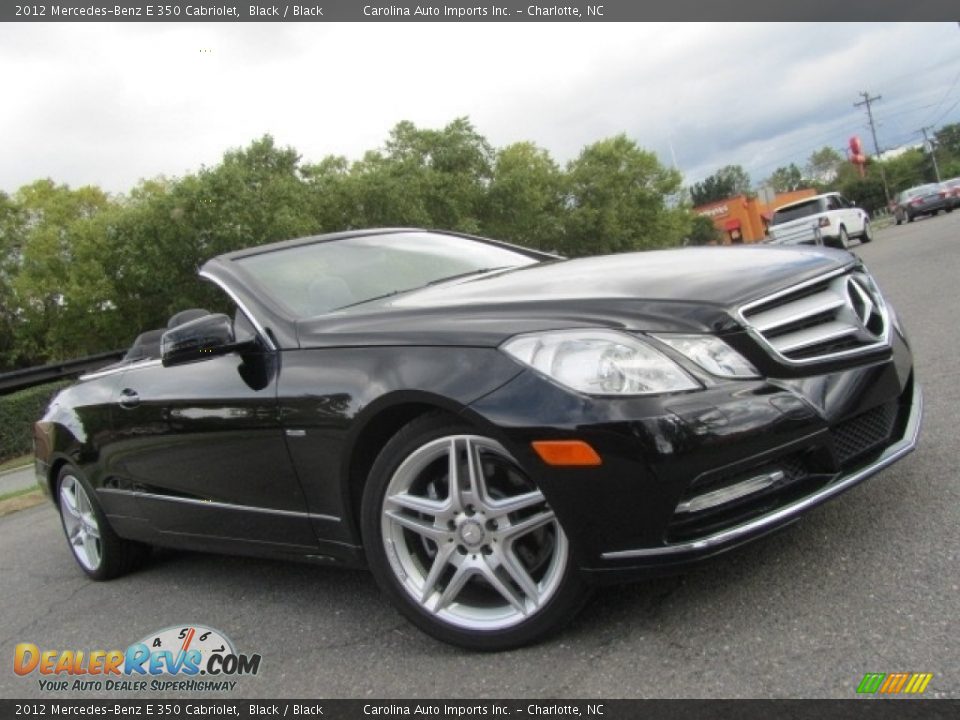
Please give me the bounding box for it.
[0,381,71,462]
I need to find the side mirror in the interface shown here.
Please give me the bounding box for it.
[161,313,238,367]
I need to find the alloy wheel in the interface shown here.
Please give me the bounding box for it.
[59,474,103,572]
[380,435,568,631]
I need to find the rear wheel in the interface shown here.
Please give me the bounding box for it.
[833,227,850,249]
[57,466,149,581]
[907,211,915,223]
[361,413,589,650]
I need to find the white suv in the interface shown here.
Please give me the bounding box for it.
[767,192,872,249]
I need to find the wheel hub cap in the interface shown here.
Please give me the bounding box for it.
[458,519,485,547]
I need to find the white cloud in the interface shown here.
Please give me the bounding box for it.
[1,21,958,195]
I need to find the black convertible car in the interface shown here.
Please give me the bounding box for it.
[35,229,921,649]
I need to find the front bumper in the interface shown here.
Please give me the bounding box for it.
[597,380,921,570]
[465,330,919,581]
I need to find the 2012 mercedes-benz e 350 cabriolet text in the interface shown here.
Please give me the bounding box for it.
[35,229,921,649]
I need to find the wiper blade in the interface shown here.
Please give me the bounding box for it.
[332,268,512,311]
[426,267,510,286]
[332,288,414,311]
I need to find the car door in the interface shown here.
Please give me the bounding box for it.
[107,307,318,551]
[842,194,866,234]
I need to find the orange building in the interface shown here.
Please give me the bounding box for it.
[695,189,817,244]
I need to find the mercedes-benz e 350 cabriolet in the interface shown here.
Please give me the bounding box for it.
[35,229,921,649]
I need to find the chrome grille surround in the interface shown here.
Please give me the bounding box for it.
[738,267,891,365]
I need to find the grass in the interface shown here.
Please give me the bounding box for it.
[0,454,32,474]
[0,487,44,517]
[0,485,38,503]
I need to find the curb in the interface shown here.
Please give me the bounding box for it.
[0,463,32,479]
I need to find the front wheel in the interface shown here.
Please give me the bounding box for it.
[57,466,149,581]
[861,221,873,243]
[361,413,589,650]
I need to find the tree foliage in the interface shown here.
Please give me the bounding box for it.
[0,121,694,371]
[689,165,752,206]
[806,146,844,184]
[564,135,688,256]
[765,163,806,193]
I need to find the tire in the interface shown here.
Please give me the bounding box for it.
[907,212,915,223]
[361,412,590,650]
[895,213,903,226]
[835,227,850,250]
[56,465,149,581]
[861,221,873,243]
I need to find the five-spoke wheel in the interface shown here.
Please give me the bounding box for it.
[56,466,149,580]
[59,473,102,572]
[362,414,587,649]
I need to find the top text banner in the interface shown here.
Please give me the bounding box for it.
[3,0,957,22]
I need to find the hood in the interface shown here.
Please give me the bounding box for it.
[296,245,853,348]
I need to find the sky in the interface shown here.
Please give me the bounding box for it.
[2,22,959,196]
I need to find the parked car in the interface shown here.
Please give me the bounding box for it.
[892,183,952,224]
[35,229,921,650]
[940,177,960,210]
[767,192,872,249]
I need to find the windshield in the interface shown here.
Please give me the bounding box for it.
[771,198,826,225]
[234,232,540,318]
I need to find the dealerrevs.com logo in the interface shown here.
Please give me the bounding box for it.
[14,624,261,692]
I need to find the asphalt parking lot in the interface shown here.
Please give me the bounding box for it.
[2,212,958,699]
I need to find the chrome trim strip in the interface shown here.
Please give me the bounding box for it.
[602,383,922,561]
[98,488,339,523]
[199,270,278,352]
[771,322,859,353]
[79,358,161,382]
[749,290,846,334]
[738,267,892,366]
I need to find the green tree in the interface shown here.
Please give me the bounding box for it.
[765,163,806,193]
[934,123,960,159]
[348,118,493,232]
[482,142,566,250]
[806,146,845,185]
[563,134,688,256]
[7,180,113,366]
[689,165,752,205]
[687,213,721,246]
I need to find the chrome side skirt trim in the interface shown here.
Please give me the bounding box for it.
[98,487,339,523]
[602,383,923,561]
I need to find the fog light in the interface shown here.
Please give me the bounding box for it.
[675,469,785,514]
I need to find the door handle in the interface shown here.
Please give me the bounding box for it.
[118,388,140,409]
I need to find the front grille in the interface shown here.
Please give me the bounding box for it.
[830,402,898,466]
[739,269,890,365]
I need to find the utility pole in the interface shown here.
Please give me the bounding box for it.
[854,91,891,204]
[919,126,941,182]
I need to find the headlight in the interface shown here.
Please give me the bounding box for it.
[501,329,700,396]
[653,334,759,378]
